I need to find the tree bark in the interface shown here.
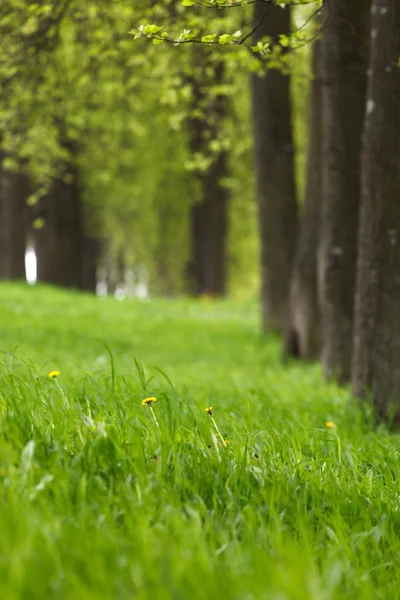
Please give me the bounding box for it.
[283,37,322,360]
[81,236,100,293]
[319,0,370,382]
[186,58,229,297]
[251,1,298,332]
[352,0,400,421]
[189,152,229,297]
[0,153,28,280]
[35,158,85,289]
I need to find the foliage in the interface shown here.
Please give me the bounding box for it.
[130,0,322,71]
[0,283,399,599]
[0,0,320,295]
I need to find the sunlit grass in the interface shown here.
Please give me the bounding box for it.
[0,283,399,599]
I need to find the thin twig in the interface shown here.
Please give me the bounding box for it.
[239,2,270,45]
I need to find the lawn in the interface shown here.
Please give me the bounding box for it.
[0,283,399,599]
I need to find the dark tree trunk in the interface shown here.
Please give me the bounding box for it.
[35,159,85,289]
[283,37,322,360]
[319,0,370,382]
[81,236,100,293]
[251,1,298,332]
[186,59,229,297]
[0,154,28,280]
[95,239,117,295]
[352,0,400,421]
[189,151,229,297]
[103,247,125,296]
[106,263,119,296]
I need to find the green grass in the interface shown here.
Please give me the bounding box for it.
[0,283,400,599]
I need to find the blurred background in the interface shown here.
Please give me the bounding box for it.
[0,0,314,301]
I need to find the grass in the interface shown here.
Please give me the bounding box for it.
[0,282,400,599]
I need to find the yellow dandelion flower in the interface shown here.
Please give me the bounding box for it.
[325,421,335,429]
[214,434,229,446]
[48,370,60,378]
[141,397,157,406]
[205,407,213,416]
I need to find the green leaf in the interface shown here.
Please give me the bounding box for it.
[182,0,196,5]
[128,28,142,39]
[279,34,289,47]
[142,24,163,36]
[201,34,217,43]
[218,34,232,45]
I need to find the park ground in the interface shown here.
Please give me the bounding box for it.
[0,283,399,599]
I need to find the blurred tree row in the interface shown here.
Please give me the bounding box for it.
[0,0,263,297]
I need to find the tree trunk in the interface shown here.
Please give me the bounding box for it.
[319,0,370,382]
[81,236,100,293]
[103,247,125,296]
[251,1,298,332]
[283,37,322,360]
[35,160,85,289]
[189,151,229,297]
[95,239,117,295]
[0,154,28,280]
[186,58,229,297]
[352,0,400,421]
